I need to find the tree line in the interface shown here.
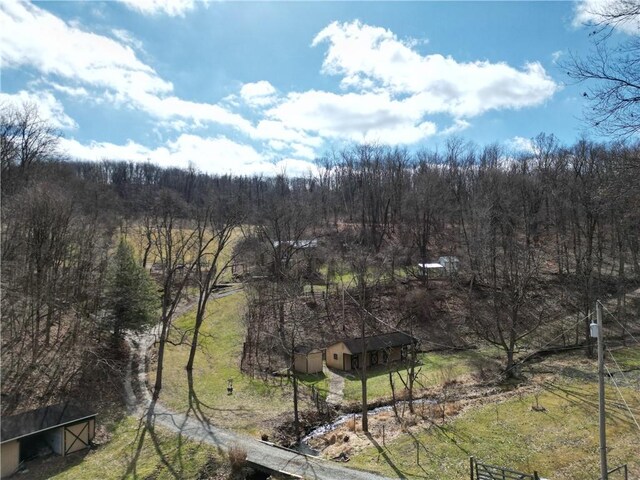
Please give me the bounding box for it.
[1,101,639,417]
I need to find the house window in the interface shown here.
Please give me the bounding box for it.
[333,353,338,360]
[401,346,408,360]
[370,351,378,366]
[382,350,389,363]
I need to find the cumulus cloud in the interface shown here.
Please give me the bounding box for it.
[573,0,640,35]
[60,134,318,176]
[118,0,196,17]
[312,20,558,117]
[506,136,535,153]
[0,1,248,132]
[245,20,557,148]
[240,81,277,107]
[0,90,77,130]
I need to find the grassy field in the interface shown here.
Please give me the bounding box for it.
[348,347,640,479]
[29,416,224,480]
[342,350,486,403]
[155,291,301,436]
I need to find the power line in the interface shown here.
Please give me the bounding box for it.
[606,347,640,405]
[603,363,640,433]
[601,303,640,346]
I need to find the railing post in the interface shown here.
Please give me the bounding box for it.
[470,457,475,480]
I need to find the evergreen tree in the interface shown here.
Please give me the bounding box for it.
[106,239,158,337]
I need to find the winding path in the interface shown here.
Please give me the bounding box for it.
[124,288,395,480]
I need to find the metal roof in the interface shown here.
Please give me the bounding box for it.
[1,402,96,444]
[418,263,444,269]
[340,331,418,355]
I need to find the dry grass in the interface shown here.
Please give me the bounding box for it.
[227,444,247,472]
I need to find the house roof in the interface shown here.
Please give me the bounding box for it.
[339,331,418,355]
[418,263,444,269]
[294,345,321,355]
[1,402,96,444]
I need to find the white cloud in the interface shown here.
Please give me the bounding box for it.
[439,119,471,136]
[573,0,640,35]
[111,28,145,52]
[266,89,437,144]
[240,81,277,107]
[0,1,248,132]
[551,50,564,63]
[312,20,558,117]
[506,136,535,153]
[59,134,318,176]
[0,90,77,130]
[118,0,196,17]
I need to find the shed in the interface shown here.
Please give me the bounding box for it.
[438,256,460,273]
[293,345,323,374]
[418,263,445,278]
[1,403,96,478]
[326,332,418,371]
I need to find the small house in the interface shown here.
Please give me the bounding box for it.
[325,332,418,371]
[293,346,323,374]
[438,256,460,274]
[1,403,96,478]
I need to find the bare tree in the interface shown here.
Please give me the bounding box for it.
[565,0,640,138]
[1,102,60,183]
[149,191,198,400]
[186,199,243,371]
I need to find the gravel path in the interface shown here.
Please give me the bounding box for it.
[124,288,395,480]
[324,364,346,405]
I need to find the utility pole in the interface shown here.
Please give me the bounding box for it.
[591,300,607,480]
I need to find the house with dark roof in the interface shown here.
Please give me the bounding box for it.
[325,331,418,371]
[1,402,96,477]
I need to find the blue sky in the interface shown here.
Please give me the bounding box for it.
[0,1,631,175]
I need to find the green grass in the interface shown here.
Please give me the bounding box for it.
[343,351,481,402]
[349,353,640,479]
[297,372,330,399]
[156,291,298,435]
[33,417,223,480]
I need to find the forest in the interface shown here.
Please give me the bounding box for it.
[3,97,639,403]
[1,101,639,478]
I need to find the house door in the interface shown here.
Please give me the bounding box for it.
[351,355,359,370]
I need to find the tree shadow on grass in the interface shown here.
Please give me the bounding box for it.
[363,432,408,479]
[122,398,220,480]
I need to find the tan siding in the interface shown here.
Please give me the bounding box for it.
[326,342,350,370]
[64,422,90,455]
[1,441,19,478]
[306,352,323,373]
[293,353,307,373]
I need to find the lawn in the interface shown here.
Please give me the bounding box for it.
[30,416,223,480]
[348,349,640,479]
[342,350,483,403]
[155,291,302,436]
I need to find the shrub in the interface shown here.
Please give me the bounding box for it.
[228,444,247,471]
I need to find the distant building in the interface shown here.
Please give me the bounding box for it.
[1,402,96,477]
[293,346,323,374]
[438,256,460,274]
[325,332,418,371]
[273,239,318,249]
[418,262,445,278]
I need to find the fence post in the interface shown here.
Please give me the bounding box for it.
[470,457,474,480]
[534,472,540,480]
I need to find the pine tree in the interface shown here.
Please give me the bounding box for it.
[105,239,158,337]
